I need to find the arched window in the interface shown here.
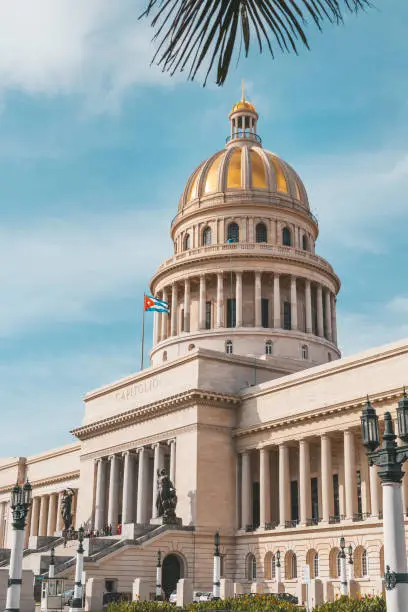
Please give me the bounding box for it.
[202,227,212,246]
[285,551,297,579]
[354,546,369,578]
[225,340,233,355]
[264,552,275,580]
[306,549,319,579]
[256,222,267,243]
[227,222,239,243]
[282,227,291,246]
[184,233,191,250]
[301,344,309,360]
[329,548,341,579]
[265,340,273,355]
[337,551,342,579]
[314,553,319,578]
[302,234,308,251]
[246,553,256,580]
[174,241,177,253]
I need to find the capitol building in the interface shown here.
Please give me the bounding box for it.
[1,94,407,607]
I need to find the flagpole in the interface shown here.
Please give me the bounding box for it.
[140,294,145,371]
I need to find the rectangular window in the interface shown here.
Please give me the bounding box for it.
[311,477,319,520]
[357,470,362,515]
[290,480,299,522]
[261,298,269,328]
[252,481,260,528]
[205,301,211,330]
[333,474,340,518]
[283,301,291,330]
[227,298,236,328]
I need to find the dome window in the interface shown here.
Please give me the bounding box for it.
[282,227,291,246]
[302,234,308,251]
[184,233,191,250]
[202,227,212,246]
[225,340,233,355]
[265,340,273,355]
[162,351,168,362]
[227,222,239,243]
[256,222,267,243]
[301,344,309,360]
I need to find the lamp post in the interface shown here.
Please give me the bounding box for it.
[275,550,281,584]
[339,537,348,597]
[212,531,221,600]
[69,526,84,612]
[49,547,55,579]
[5,481,32,612]
[360,394,408,612]
[155,551,162,601]
[347,545,353,582]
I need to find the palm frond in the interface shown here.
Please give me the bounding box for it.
[140,0,371,86]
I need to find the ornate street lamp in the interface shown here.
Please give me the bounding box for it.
[360,395,408,612]
[155,551,162,601]
[347,545,353,581]
[275,550,282,584]
[212,531,221,600]
[5,480,32,612]
[339,537,347,597]
[69,526,85,612]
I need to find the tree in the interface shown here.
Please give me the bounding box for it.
[140,0,371,86]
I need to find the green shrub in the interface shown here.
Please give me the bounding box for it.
[313,595,386,611]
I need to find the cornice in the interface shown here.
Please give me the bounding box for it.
[26,443,81,465]
[80,421,231,461]
[0,470,80,494]
[233,386,406,440]
[72,389,240,441]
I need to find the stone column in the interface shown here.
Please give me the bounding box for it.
[299,439,311,525]
[184,278,190,332]
[273,273,281,328]
[171,283,178,336]
[199,275,206,329]
[305,279,312,334]
[153,310,160,345]
[152,443,165,519]
[325,289,332,341]
[161,288,168,340]
[216,272,224,328]
[279,444,290,527]
[369,464,380,518]
[108,455,120,533]
[30,497,40,537]
[0,503,5,547]
[259,448,271,527]
[255,271,262,327]
[344,430,357,520]
[47,493,58,536]
[169,439,176,485]
[321,435,334,523]
[94,458,107,531]
[38,495,49,537]
[331,294,338,345]
[122,451,135,525]
[136,447,149,525]
[316,285,324,337]
[290,276,298,330]
[241,451,252,529]
[236,271,243,327]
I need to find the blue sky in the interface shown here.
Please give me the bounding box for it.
[1,0,408,457]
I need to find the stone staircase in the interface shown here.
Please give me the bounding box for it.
[0,537,63,568]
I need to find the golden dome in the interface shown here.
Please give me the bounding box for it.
[231,100,257,114]
[178,144,309,212]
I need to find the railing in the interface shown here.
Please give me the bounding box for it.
[285,519,299,528]
[352,512,371,522]
[264,521,278,531]
[225,131,262,145]
[379,510,383,520]
[245,524,257,532]
[156,242,334,274]
[329,515,345,524]
[306,517,320,526]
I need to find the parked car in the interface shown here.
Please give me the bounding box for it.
[199,592,213,602]
[276,593,298,605]
[169,590,177,604]
[193,592,204,602]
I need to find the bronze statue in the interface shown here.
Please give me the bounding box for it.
[60,489,75,531]
[155,468,178,523]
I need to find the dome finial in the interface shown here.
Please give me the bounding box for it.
[241,79,245,102]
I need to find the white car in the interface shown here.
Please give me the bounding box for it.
[193,592,204,603]
[168,591,177,604]
[199,592,213,602]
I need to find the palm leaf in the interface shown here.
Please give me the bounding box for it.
[140,0,371,85]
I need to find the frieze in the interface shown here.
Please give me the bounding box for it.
[114,377,159,402]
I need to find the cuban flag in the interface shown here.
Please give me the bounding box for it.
[144,294,170,314]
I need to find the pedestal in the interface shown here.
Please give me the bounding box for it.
[132,578,150,602]
[84,578,104,612]
[220,579,233,600]
[176,579,193,607]
[250,582,263,594]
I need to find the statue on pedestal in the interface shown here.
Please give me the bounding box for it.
[155,469,179,524]
[60,488,75,531]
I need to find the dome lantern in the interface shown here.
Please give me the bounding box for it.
[227,81,260,147]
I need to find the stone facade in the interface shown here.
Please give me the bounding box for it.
[0,95,405,602]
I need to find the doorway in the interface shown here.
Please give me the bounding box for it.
[162,554,182,600]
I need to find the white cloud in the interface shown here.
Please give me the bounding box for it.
[0,208,171,337]
[0,0,173,110]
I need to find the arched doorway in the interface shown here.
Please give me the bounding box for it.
[162,554,182,600]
